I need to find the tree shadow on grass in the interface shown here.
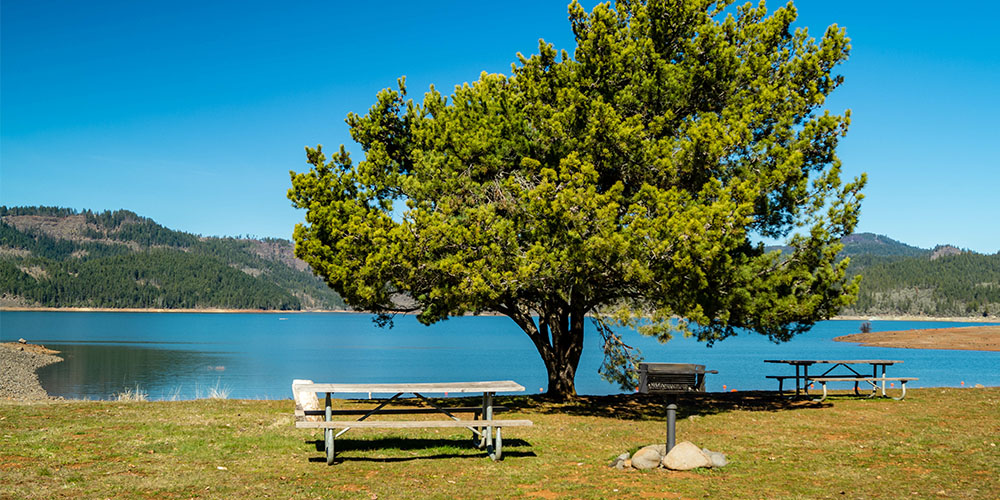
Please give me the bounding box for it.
[328,391,827,423]
[305,436,535,464]
[495,391,827,420]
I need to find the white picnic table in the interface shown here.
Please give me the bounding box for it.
[292,380,532,464]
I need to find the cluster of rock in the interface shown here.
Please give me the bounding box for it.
[0,339,62,401]
[610,441,727,471]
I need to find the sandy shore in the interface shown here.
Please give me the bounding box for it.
[834,325,1000,352]
[0,342,63,401]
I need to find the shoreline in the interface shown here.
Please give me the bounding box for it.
[0,342,63,401]
[834,314,999,324]
[3,306,997,323]
[0,306,353,314]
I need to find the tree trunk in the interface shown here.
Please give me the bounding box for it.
[544,361,578,400]
[501,301,587,401]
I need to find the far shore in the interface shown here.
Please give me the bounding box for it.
[0,306,354,314]
[3,306,998,323]
[834,314,999,324]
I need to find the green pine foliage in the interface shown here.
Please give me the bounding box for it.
[289,0,864,398]
[0,206,345,310]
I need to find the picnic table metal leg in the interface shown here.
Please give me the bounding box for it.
[879,364,888,397]
[891,381,908,401]
[483,392,500,460]
[854,380,877,398]
[472,409,483,448]
[812,381,829,402]
[489,426,503,461]
[486,392,495,444]
[325,392,335,465]
[474,394,489,449]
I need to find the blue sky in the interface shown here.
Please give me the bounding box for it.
[2,1,998,252]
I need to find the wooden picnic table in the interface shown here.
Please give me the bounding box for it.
[764,359,916,401]
[292,380,532,465]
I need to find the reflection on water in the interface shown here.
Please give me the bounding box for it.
[38,343,233,400]
[2,311,998,400]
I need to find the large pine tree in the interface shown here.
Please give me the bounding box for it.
[289,0,865,399]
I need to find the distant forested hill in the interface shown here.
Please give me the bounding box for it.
[2,207,997,318]
[763,232,998,319]
[841,249,1000,318]
[0,206,345,310]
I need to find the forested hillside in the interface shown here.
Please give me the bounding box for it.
[0,206,345,310]
[764,233,998,319]
[841,251,1000,318]
[2,207,997,318]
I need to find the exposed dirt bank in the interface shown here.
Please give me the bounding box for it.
[834,325,1000,352]
[0,342,62,400]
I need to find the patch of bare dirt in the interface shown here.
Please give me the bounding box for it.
[1,341,60,355]
[835,325,1000,352]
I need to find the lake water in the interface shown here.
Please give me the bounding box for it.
[1,311,997,400]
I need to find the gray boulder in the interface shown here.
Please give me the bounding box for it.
[702,448,728,467]
[609,452,630,469]
[661,441,712,470]
[632,445,664,470]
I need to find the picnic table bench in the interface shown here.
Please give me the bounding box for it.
[293,380,532,464]
[807,376,918,402]
[765,360,917,402]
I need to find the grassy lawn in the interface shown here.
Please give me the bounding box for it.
[2,388,997,499]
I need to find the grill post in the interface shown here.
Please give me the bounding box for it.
[665,395,678,452]
[637,363,716,454]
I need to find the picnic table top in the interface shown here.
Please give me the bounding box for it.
[293,380,526,394]
[764,359,903,365]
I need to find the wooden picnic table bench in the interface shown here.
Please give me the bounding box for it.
[292,380,532,465]
[764,360,916,401]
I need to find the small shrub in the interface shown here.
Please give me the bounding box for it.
[859,321,872,333]
[202,378,230,399]
[113,385,148,402]
[207,385,230,399]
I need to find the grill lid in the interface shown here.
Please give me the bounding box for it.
[638,363,716,394]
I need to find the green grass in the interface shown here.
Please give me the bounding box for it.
[1,388,998,499]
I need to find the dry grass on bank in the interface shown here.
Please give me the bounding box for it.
[1,388,998,499]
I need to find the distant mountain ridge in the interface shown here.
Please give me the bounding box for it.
[2,207,997,318]
[765,232,947,258]
[0,206,344,310]
[839,233,930,257]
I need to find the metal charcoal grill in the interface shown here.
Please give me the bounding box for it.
[638,363,713,394]
[637,363,717,452]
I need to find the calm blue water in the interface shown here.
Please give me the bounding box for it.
[1,311,997,400]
